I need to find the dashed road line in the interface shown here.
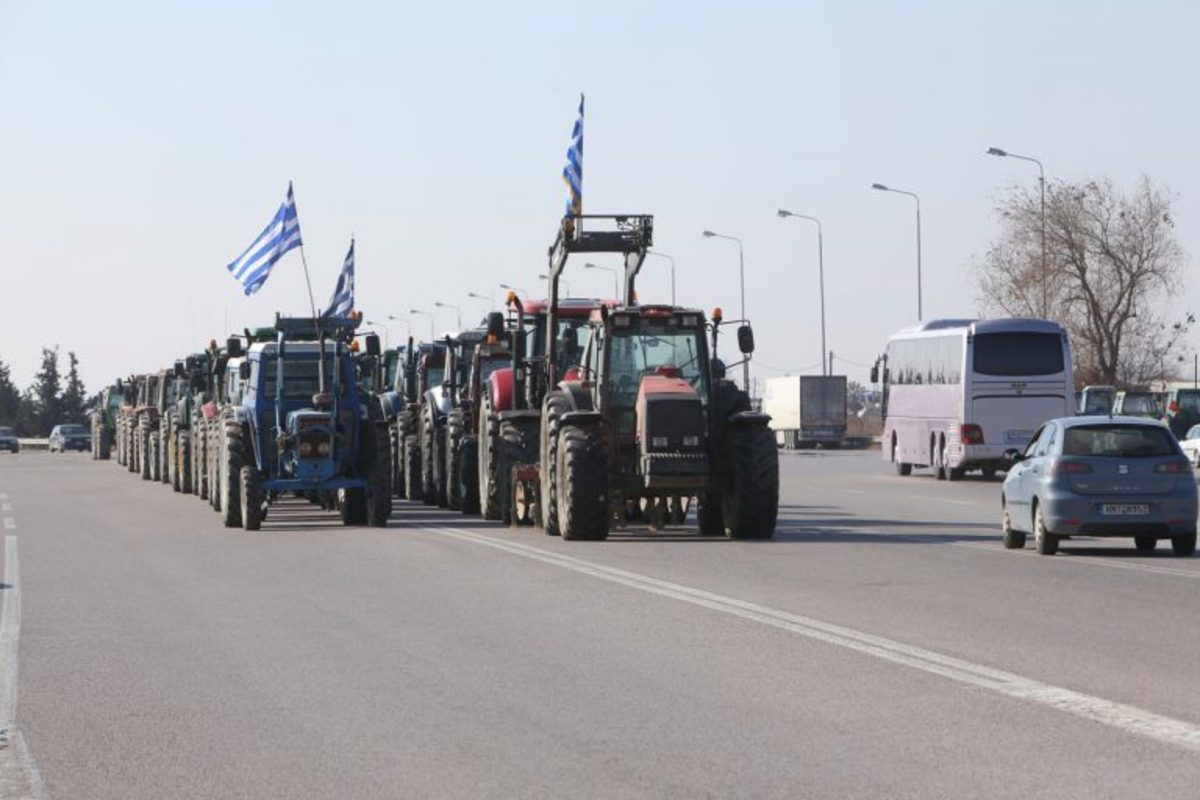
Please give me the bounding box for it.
[0,535,43,799]
[428,524,1200,755]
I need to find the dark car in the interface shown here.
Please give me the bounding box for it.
[1002,416,1197,556]
[49,424,91,453]
[0,427,17,454]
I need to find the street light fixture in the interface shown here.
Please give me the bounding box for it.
[777,210,827,375]
[409,308,435,340]
[467,291,495,311]
[365,320,389,349]
[583,262,619,299]
[701,229,749,391]
[870,183,923,321]
[987,146,1048,318]
[646,250,676,306]
[386,314,413,339]
[538,273,569,296]
[434,301,462,329]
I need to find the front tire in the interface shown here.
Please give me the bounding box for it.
[1171,533,1196,557]
[1002,504,1025,549]
[541,391,571,536]
[721,424,779,540]
[221,422,244,528]
[557,424,609,541]
[365,424,392,527]
[239,466,264,530]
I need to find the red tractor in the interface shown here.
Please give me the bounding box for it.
[533,214,778,540]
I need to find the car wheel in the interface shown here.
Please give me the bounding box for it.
[1134,535,1157,553]
[1034,505,1058,556]
[981,467,997,481]
[1171,533,1196,557]
[1002,504,1025,550]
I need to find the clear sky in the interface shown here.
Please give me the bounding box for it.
[2,0,1198,393]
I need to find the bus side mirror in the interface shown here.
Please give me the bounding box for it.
[736,324,755,355]
[364,334,381,357]
[227,337,244,358]
[238,362,250,381]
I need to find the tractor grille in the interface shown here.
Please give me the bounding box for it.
[642,398,704,452]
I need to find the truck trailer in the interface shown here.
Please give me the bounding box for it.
[764,375,848,449]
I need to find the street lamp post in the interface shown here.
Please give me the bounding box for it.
[409,309,435,341]
[467,291,495,311]
[777,210,826,375]
[365,320,390,349]
[434,301,462,329]
[871,183,922,321]
[701,230,749,391]
[386,314,413,340]
[646,250,676,306]
[539,273,570,296]
[583,262,619,299]
[987,147,1047,318]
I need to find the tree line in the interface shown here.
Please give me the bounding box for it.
[0,348,90,436]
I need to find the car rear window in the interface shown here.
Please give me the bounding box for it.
[59,425,86,435]
[0,428,13,436]
[1120,393,1158,415]
[1062,425,1178,458]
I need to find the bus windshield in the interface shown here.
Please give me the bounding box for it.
[973,332,1064,376]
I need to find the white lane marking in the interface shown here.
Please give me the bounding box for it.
[0,536,41,799]
[429,524,1200,754]
[949,539,1200,579]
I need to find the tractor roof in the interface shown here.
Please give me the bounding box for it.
[520,297,619,317]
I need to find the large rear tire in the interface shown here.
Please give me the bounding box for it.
[221,422,244,528]
[498,418,538,525]
[445,411,464,511]
[178,431,192,495]
[557,424,609,541]
[403,435,422,503]
[340,489,368,525]
[420,411,438,506]
[478,393,502,521]
[540,391,571,536]
[365,424,392,527]
[721,424,779,540]
[458,437,480,515]
[140,425,152,481]
[389,427,403,499]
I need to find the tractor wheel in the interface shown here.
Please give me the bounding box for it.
[403,435,422,503]
[721,424,779,540]
[140,426,152,480]
[221,422,244,528]
[389,427,403,499]
[209,424,223,510]
[498,418,537,525]
[179,431,192,495]
[365,424,392,527]
[446,412,464,511]
[433,425,448,508]
[420,412,438,506]
[557,424,609,541]
[697,492,724,536]
[239,466,264,531]
[169,429,181,492]
[129,424,140,473]
[161,428,172,484]
[478,393,501,520]
[540,390,571,536]
[340,489,368,525]
[99,428,111,460]
[150,431,161,483]
[670,496,690,526]
[458,437,481,515]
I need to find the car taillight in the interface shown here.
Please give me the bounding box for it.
[1154,460,1191,474]
[1050,460,1093,475]
[960,424,984,445]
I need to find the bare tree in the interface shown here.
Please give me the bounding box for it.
[976,175,1191,386]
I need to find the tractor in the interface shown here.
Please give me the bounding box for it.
[90,381,124,460]
[131,373,162,481]
[437,324,494,511]
[216,314,391,530]
[406,343,447,505]
[533,214,778,540]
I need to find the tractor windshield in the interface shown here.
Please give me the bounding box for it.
[261,356,350,404]
[608,326,708,409]
[529,316,592,370]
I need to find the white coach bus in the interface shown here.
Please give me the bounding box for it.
[871,318,1074,480]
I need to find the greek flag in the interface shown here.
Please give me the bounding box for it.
[322,239,355,318]
[562,94,584,220]
[227,183,303,296]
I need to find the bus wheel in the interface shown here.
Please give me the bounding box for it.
[934,443,947,481]
[896,461,911,476]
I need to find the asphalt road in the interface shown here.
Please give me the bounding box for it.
[1,450,1199,798]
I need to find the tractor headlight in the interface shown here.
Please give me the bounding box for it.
[317,441,331,456]
[299,441,314,456]
[651,436,669,449]
[682,435,700,447]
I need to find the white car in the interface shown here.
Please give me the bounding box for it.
[1179,424,1200,466]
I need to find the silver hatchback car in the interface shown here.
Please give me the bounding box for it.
[1002,416,1197,556]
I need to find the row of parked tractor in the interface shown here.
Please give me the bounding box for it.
[88,214,780,540]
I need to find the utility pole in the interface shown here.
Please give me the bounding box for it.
[828,350,834,377]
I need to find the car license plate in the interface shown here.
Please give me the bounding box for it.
[1101,503,1150,516]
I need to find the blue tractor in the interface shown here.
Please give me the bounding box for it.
[221,314,392,530]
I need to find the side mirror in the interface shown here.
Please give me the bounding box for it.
[1005,451,1024,465]
[486,311,505,338]
[115,379,124,393]
[174,360,185,378]
[238,361,250,381]
[870,364,879,384]
[711,357,727,380]
[364,334,381,357]
[562,327,580,359]
[226,337,244,358]
[736,324,755,355]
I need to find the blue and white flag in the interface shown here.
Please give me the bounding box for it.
[562,94,584,220]
[322,239,355,318]
[227,183,303,296]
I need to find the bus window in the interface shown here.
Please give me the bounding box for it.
[973,333,1064,376]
